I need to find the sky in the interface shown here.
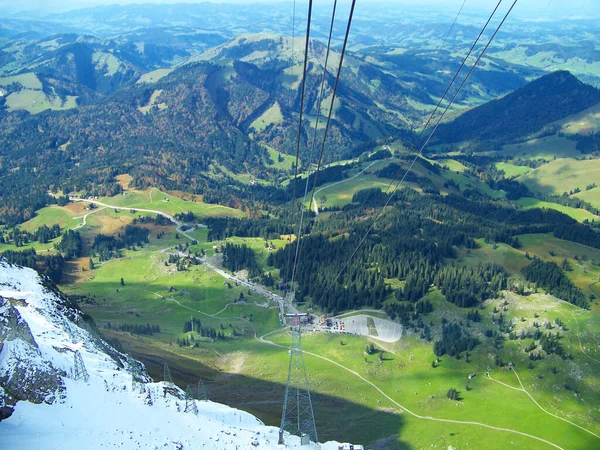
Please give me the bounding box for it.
[0,0,599,19]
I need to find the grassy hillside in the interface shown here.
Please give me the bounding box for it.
[0,72,78,113]
[515,197,600,222]
[517,158,600,195]
[554,102,600,135]
[496,162,531,177]
[500,135,581,160]
[573,187,600,209]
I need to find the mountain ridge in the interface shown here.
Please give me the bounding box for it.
[433,70,600,145]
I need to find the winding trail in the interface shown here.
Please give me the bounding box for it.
[572,311,600,365]
[144,289,254,320]
[73,206,107,229]
[311,160,378,215]
[486,372,524,392]
[70,197,196,241]
[511,369,600,440]
[258,331,567,450]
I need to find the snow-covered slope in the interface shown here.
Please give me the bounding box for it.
[0,261,341,449]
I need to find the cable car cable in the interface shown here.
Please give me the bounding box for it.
[317,0,519,304]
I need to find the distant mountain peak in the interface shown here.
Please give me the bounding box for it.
[433,70,600,144]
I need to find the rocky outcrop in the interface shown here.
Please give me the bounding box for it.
[0,297,66,406]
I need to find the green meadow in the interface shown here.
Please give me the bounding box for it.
[496,162,532,177]
[69,233,600,449]
[518,158,600,196]
[515,197,600,223]
[98,188,244,219]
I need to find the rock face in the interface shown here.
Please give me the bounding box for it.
[0,296,66,406]
[0,259,144,408]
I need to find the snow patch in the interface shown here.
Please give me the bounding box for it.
[0,260,343,449]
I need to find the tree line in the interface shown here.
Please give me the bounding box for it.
[222,243,263,278]
[521,258,589,308]
[91,225,150,261]
[105,322,161,335]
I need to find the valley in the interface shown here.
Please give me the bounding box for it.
[2,2,600,450]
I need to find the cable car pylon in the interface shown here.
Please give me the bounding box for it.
[279,315,318,446]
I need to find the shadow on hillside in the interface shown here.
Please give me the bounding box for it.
[102,329,410,449]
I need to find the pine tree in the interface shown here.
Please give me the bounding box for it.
[197,379,207,401]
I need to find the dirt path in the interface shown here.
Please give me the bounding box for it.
[512,368,600,440]
[70,197,196,241]
[73,206,107,229]
[311,160,378,215]
[486,372,524,392]
[258,330,566,450]
[572,311,600,365]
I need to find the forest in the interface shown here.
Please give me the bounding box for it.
[55,230,83,260]
[91,225,150,261]
[1,248,64,283]
[256,186,588,313]
[521,259,589,308]
[222,243,263,278]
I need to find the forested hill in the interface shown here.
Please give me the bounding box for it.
[0,35,416,225]
[433,70,600,144]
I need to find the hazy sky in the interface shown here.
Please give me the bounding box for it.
[1,0,598,19]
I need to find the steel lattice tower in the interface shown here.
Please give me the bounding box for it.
[184,385,198,415]
[163,363,173,385]
[73,350,89,382]
[279,321,318,446]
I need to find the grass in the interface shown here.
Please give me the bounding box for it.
[313,174,393,208]
[442,169,505,199]
[554,103,600,135]
[573,187,600,209]
[136,68,173,84]
[308,156,509,210]
[501,136,581,160]
[19,204,84,232]
[4,90,56,114]
[98,188,244,219]
[515,197,600,223]
[65,237,278,338]
[496,162,532,177]
[438,159,468,172]
[517,158,600,196]
[0,73,78,114]
[0,73,42,89]
[92,52,121,77]
[459,233,600,296]
[517,233,600,296]
[58,221,600,449]
[250,102,283,132]
[137,89,167,114]
[263,145,296,172]
[460,239,529,275]
[196,236,287,271]
[0,204,86,253]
